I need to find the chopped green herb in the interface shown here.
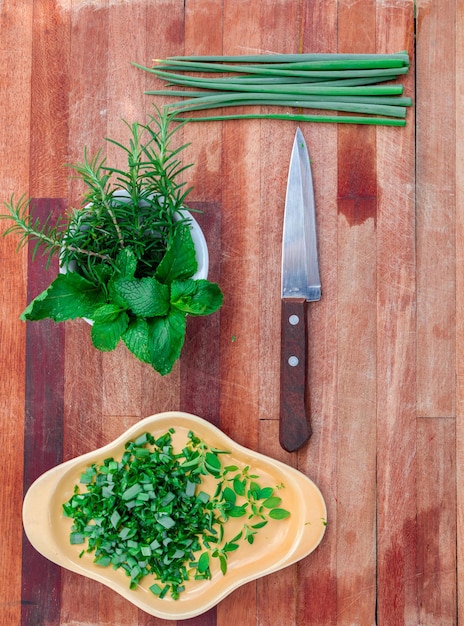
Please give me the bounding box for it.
[63,429,291,600]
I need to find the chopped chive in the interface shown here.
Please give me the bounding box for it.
[63,429,292,600]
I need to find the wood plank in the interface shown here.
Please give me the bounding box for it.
[29,0,70,197]
[139,0,189,418]
[0,2,32,625]
[60,2,109,623]
[296,2,339,625]
[100,0,149,423]
[180,202,222,427]
[375,3,417,624]
[257,0,300,610]
[416,418,456,625]
[21,200,66,626]
[456,0,464,620]
[416,0,456,418]
[216,2,262,624]
[335,1,378,624]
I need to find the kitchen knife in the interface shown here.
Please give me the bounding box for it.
[280,127,321,452]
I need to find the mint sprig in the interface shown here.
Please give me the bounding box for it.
[2,108,223,374]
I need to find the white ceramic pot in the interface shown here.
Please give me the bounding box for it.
[59,190,209,323]
[60,190,209,279]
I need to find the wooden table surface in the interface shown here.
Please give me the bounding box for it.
[0,1,461,625]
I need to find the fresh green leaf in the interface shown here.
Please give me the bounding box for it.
[155,226,197,283]
[115,247,138,279]
[63,428,291,601]
[268,508,291,520]
[233,477,246,497]
[114,276,169,317]
[90,311,129,351]
[121,318,151,364]
[147,309,187,375]
[262,496,282,509]
[170,278,223,316]
[91,303,125,323]
[197,551,210,574]
[20,273,106,322]
[227,505,247,518]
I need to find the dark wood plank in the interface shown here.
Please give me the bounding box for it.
[417,418,456,624]
[21,199,66,626]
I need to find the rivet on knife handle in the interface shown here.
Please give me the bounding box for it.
[279,297,312,452]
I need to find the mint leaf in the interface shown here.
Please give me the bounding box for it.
[170,279,223,316]
[91,311,129,351]
[122,318,151,364]
[115,247,137,279]
[147,309,187,375]
[91,303,125,323]
[113,277,169,317]
[155,226,197,284]
[20,273,106,322]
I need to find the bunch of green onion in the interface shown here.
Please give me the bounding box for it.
[134,52,412,126]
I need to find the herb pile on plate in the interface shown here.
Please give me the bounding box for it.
[135,51,412,127]
[63,429,290,600]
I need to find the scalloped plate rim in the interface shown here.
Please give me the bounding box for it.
[22,411,327,620]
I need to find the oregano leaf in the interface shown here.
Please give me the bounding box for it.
[268,508,291,520]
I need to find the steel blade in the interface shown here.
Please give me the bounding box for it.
[281,127,321,301]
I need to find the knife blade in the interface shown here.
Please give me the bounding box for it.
[280,127,321,452]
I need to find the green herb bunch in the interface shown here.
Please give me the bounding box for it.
[0,107,223,375]
[63,429,291,600]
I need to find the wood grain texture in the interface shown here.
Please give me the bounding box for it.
[417,418,456,625]
[0,1,459,624]
[457,0,464,620]
[336,2,378,624]
[376,3,417,624]
[0,2,32,625]
[416,0,456,418]
[21,200,66,626]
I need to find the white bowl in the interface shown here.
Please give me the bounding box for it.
[60,189,209,280]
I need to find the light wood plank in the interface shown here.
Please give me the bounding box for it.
[416,0,456,418]
[296,2,339,625]
[335,2,378,624]
[0,1,32,624]
[61,2,110,623]
[375,3,418,624]
[216,2,262,624]
[456,0,464,620]
[257,0,299,427]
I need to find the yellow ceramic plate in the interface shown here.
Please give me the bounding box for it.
[23,411,326,621]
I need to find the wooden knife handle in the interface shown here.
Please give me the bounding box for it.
[279,298,312,452]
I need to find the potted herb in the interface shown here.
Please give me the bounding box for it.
[0,108,223,375]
